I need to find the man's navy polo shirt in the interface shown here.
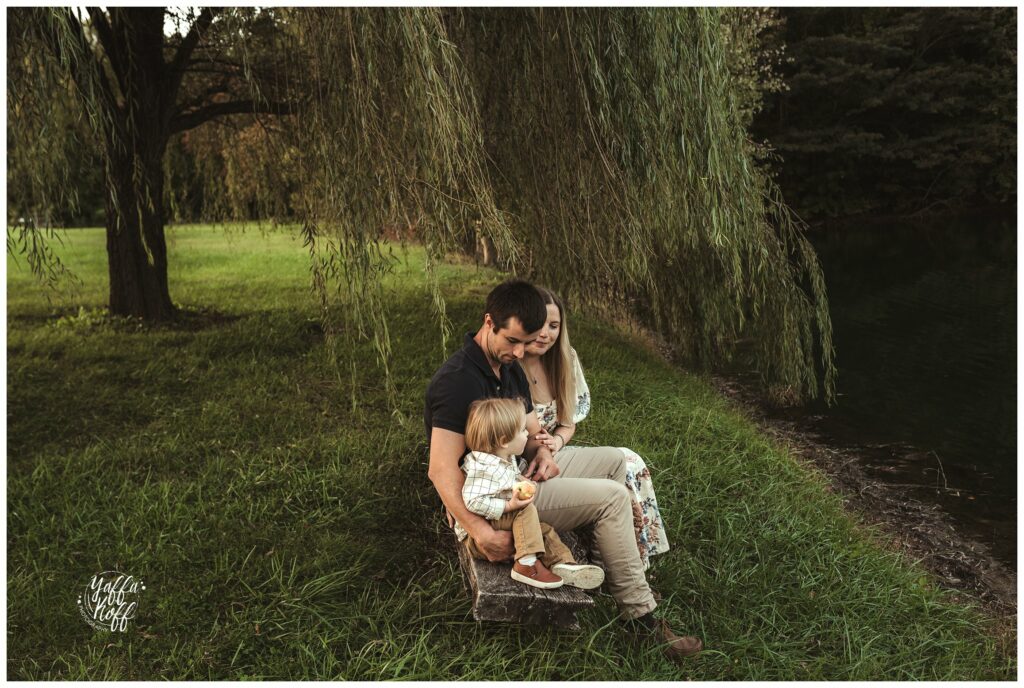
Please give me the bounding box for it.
[424,331,534,446]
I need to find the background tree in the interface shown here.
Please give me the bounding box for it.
[162,117,301,224]
[8,8,298,319]
[9,7,836,403]
[721,7,789,155]
[754,7,1017,221]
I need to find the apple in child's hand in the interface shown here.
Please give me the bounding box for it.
[513,481,536,500]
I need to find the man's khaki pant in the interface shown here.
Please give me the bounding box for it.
[534,445,658,620]
[464,503,575,567]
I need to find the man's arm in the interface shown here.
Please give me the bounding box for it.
[427,426,515,561]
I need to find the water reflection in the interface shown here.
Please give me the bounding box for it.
[780,215,1016,567]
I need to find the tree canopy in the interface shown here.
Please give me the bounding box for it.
[8,7,835,404]
[754,7,1017,220]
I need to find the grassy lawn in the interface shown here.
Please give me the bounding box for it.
[6,224,1014,679]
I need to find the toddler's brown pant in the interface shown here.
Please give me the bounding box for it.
[465,503,574,567]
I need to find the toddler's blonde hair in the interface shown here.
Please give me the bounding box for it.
[465,398,525,454]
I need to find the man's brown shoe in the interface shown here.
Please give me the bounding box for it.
[652,618,702,661]
[632,614,702,662]
[511,560,563,589]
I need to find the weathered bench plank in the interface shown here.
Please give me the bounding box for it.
[458,530,596,630]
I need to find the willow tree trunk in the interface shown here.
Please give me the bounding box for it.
[17,8,295,321]
[101,9,175,321]
[104,137,175,320]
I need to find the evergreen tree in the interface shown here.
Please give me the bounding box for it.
[756,7,1016,220]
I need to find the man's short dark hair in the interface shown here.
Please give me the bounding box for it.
[485,279,547,333]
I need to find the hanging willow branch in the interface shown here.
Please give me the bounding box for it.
[10,7,835,404]
[453,8,835,402]
[255,7,835,404]
[257,8,521,407]
[7,9,99,292]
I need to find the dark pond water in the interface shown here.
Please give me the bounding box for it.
[773,214,1016,568]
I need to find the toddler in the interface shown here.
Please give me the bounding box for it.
[458,397,605,590]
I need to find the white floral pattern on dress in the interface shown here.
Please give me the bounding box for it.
[618,446,670,570]
[533,348,669,570]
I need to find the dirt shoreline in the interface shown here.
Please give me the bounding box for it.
[608,315,1015,653]
[709,374,1017,625]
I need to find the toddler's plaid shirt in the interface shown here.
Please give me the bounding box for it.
[452,450,525,541]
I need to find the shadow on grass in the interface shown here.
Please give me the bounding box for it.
[7,308,326,464]
[8,305,245,333]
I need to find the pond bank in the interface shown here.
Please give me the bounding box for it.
[709,375,1017,622]
[619,317,1015,657]
[801,215,1016,569]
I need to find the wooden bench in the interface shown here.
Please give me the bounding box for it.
[457,529,597,630]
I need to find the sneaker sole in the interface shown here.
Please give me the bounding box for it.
[552,564,605,590]
[511,570,564,589]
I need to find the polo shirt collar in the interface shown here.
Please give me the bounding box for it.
[463,331,501,379]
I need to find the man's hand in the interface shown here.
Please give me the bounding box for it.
[523,448,560,482]
[471,526,515,562]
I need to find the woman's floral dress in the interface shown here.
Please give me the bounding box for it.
[533,348,670,570]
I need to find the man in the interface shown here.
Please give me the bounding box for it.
[425,279,702,663]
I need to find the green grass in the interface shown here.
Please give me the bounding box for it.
[7,224,1015,679]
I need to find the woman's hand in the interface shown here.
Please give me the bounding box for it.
[534,429,563,453]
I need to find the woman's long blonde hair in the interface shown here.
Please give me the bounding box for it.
[529,287,576,425]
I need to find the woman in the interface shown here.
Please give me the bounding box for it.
[519,287,670,570]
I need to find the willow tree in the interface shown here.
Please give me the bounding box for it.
[10,7,835,403]
[8,8,297,319]
[269,8,834,402]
